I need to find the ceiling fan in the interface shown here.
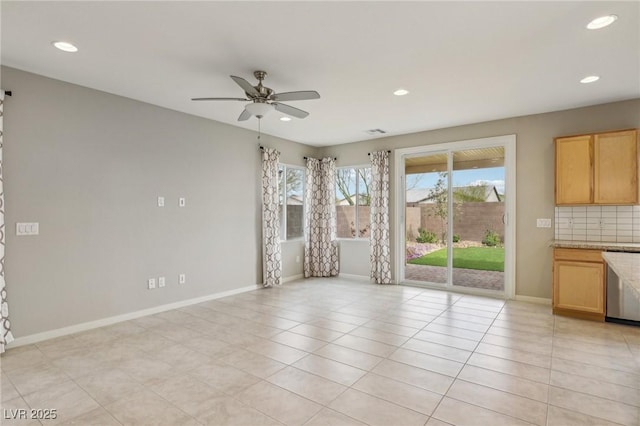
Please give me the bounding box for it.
[192,70,320,121]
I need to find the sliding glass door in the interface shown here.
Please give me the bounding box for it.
[451,147,505,292]
[404,152,449,285]
[398,136,515,297]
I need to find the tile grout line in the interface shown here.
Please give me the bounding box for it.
[426,297,535,425]
[440,298,559,425]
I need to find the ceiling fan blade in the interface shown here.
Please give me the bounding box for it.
[191,97,248,101]
[238,109,252,121]
[274,102,309,119]
[272,91,320,102]
[230,75,260,97]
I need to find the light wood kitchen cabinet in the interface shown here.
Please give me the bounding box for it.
[593,130,638,204]
[555,135,592,204]
[553,248,605,321]
[555,129,638,205]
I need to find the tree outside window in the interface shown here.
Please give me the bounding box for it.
[279,165,304,240]
[335,167,371,238]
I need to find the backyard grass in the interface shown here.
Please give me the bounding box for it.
[408,247,505,272]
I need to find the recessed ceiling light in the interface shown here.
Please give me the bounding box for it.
[580,75,600,84]
[52,41,78,52]
[393,89,409,96]
[587,15,618,30]
[280,117,292,122]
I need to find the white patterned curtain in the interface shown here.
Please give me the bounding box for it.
[0,91,13,352]
[261,148,282,287]
[304,157,339,277]
[370,151,392,284]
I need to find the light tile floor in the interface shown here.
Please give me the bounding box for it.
[2,277,639,425]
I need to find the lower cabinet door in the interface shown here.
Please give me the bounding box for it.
[553,260,604,314]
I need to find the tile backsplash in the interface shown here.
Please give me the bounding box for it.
[555,206,640,243]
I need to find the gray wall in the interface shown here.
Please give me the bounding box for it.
[4,65,639,338]
[323,99,640,299]
[2,67,317,338]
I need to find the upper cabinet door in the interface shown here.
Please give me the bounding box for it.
[593,130,639,205]
[555,135,593,205]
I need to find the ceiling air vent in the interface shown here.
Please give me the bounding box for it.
[365,129,387,135]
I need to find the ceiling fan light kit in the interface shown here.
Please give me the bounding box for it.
[192,70,320,122]
[245,102,274,118]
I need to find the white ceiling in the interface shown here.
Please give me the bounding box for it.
[2,1,639,147]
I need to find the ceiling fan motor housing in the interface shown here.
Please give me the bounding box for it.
[250,71,273,99]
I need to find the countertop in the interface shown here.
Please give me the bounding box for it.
[602,252,640,301]
[551,240,640,252]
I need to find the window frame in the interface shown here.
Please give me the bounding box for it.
[335,164,372,240]
[279,163,305,242]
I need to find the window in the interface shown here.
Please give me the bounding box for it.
[279,165,304,240]
[335,167,372,238]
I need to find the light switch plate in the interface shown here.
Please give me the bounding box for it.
[536,218,552,228]
[148,278,156,289]
[179,274,186,284]
[179,197,186,207]
[158,276,166,288]
[16,222,39,236]
[157,196,165,207]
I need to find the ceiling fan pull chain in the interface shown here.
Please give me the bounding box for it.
[258,118,261,140]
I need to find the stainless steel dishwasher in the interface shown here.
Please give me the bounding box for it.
[606,261,640,326]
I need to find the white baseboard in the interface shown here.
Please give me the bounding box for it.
[338,273,370,282]
[284,273,372,283]
[283,274,304,283]
[283,274,372,283]
[8,284,260,348]
[514,295,552,305]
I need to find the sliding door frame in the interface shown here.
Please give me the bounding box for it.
[394,134,516,299]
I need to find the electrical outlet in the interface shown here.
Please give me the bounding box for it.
[158,276,166,288]
[179,274,186,284]
[567,218,574,229]
[157,196,165,207]
[148,278,156,289]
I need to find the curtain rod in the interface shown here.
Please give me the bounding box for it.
[304,156,337,160]
[367,150,391,156]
